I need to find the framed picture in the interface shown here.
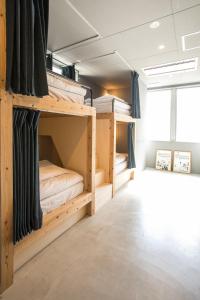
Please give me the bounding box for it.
[156,150,172,171]
[173,151,191,174]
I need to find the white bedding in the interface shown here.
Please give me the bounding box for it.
[40,161,84,213]
[41,182,84,214]
[40,160,83,200]
[115,161,128,175]
[115,153,128,165]
[85,95,131,115]
[47,72,86,104]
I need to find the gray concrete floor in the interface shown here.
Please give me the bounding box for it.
[2,169,200,300]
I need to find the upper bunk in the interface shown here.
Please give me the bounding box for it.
[3,71,96,117]
[85,94,135,123]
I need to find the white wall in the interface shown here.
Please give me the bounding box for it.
[146,141,200,174]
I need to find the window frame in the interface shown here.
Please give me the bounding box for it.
[147,83,200,144]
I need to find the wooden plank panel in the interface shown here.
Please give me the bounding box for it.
[12,93,95,117]
[87,115,96,216]
[96,112,136,124]
[39,116,89,187]
[114,113,136,123]
[15,193,92,253]
[0,91,14,293]
[115,169,134,192]
[96,119,111,182]
[110,118,116,195]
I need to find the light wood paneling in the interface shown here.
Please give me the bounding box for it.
[12,93,95,117]
[0,91,13,293]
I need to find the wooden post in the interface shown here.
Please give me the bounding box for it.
[0,91,14,293]
[0,0,6,89]
[0,0,14,293]
[87,114,96,216]
[109,115,116,196]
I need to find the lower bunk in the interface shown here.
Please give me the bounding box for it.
[13,110,95,271]
[114,152,134,192]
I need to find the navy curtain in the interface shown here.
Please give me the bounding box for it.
[127,123,136,169]
[13,108,42,244]
[6,0,49,97]
[131,71,141,119]
[62,65,76,80]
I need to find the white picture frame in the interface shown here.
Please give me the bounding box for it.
[173,151,191,174]
[156,150,172,171]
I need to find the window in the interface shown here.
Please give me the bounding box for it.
[146,90,171,141]
[176,87,200,143]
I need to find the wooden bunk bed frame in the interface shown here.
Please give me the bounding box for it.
[0,2,96,292]
[0,90,96,293]
[96,112,136,195]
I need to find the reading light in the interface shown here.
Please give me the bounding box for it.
[150,21,160,29]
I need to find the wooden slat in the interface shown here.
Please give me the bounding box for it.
[12,93,95,117]
[96,112,136,123]
[114,113,136,123]
[15,192,92,251]
[115,169,134,192]
[0,0,6,89]
[0,91,14,293]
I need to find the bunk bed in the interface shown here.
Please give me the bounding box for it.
[86,95,131,115]
[0,73,96,292]
[96,112,135,196]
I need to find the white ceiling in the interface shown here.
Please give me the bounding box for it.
[48,0,200,89]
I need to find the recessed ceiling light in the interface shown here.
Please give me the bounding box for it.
[158,44,165,50]
[143,58,198,77]
[150,21,160,29]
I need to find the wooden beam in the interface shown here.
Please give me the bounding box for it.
[114,113,136,123]
[109,115,116,195]
[0,0,6,89]
[96,112,136,123]
[0,91,14,294]
[87,115,96,215]
[12,93,96,117]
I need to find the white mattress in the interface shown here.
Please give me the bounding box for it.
[47,72,86,102]
[115,153,128,165]
[48,86,84,104]
[40,160,84,214]
[41,182,84,214]
[85,95,131,115]
[115,161,128,175]
[40,160,83,201]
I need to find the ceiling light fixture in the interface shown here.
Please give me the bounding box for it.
[143,58,198,77]
[158,44,165,50]
[150,21,160,29]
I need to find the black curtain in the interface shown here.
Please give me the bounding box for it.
[62,65,76,80]
[46,53,53,71]
[127,123,136,169]
[6,0,49,97]
[131,71,141,119]
[13,108,42,244]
